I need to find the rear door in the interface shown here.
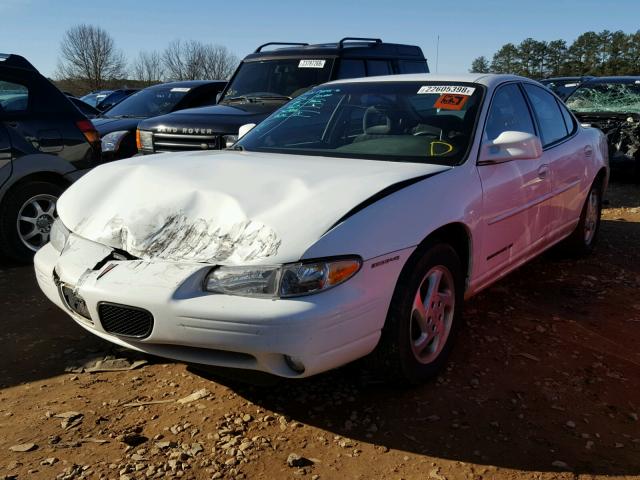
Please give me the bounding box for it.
[476,83,551,278]
[0,123,11,186]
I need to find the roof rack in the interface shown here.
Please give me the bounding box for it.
[0,53,37,71]
[338,37,383,48]
[254,42,309,53]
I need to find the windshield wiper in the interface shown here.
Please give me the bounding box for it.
[252,95,292,101]
[222,96,256,104]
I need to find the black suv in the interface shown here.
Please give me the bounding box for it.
[0,54,101,262]
[137,38,428,154]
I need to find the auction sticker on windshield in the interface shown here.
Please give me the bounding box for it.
[170,87,191,92]
[299,59,326,68]
[418,85,476,95]
[434,94,469,110]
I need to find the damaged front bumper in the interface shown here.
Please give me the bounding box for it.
[34,234,408,378]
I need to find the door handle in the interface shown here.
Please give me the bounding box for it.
[584,145,593,157]
[538,165,549,179]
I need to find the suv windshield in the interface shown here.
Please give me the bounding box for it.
[237,82,483,166]
[566,82,640,114]
[104,86,192,118]
[221,58,334,103]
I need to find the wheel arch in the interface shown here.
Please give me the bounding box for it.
[406,222,473,293]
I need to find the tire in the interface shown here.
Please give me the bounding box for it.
[0,181,63,263]
[561,179,603,256]
[372,242,464,385]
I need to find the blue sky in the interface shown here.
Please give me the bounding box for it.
[1,0,639,77]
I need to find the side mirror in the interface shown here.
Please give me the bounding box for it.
[478,131,542,165]
[238,123,256,140]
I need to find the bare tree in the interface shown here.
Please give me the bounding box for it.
[131,50,164,86]
[163,40,238,81]
[56,24,126,90]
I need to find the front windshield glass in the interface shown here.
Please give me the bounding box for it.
[104,86,191,118]
[221,58,334,102]
[566,82,640,114]
[237,82,484,166]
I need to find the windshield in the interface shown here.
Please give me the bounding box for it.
[221,58,334,102]
[566,82,640,114]
[237,82,483,166]
[104,86,192,118]
[80,91,110,107]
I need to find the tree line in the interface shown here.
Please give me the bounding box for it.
[470,30,640,78]
[56,24,239,94]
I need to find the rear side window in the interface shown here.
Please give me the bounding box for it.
[0,79,29,112]
[523,83,568,146]
[337,59,366,79]
[398,60,428,74]
[366,60,392,76]
[557,99,576,134]
[484,83,536,141]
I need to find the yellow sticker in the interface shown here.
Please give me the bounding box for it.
[430,141,454,156]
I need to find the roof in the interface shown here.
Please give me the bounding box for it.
[326,73,533,89]
[0,53,37,71]
[580,76,640,85]
[243,39,424,61]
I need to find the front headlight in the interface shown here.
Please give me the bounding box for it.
[50,218,70,252]
[101,130,129,153]
[204,257,362,298]
[136,129,154,152]
[222,134,238,148]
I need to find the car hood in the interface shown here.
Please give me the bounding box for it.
[138,103,277,135]
[92,117,142,135]
[56,151,450,265]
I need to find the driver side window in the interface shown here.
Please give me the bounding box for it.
[485,84,535,141]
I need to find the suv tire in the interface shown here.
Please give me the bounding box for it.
[0,181,63,263]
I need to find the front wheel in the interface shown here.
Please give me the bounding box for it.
[372,243,464,385]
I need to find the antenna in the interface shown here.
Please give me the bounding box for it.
[436,35,440,73]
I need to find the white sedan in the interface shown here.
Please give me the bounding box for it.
[35,74,608,384]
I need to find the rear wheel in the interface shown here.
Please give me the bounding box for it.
[0,181,63,263]
[562,180,602,256]
[372,243,464,385]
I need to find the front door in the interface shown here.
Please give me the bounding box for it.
[476,83,550,283]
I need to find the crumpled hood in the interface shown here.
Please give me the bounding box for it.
[57,150,450,265]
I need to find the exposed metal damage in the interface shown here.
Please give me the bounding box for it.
[579,113,640,161]
[97,213,281,263]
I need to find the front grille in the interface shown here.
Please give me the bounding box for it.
[152,132,220,152]
[98,302,154,339]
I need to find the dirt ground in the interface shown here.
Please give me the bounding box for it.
[1,181,639,480]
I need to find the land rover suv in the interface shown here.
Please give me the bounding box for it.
[0,54,101,262]
[137,38,428,154]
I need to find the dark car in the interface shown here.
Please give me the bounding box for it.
[565,76,640,181]
[80,90,112,108]
[95,88,139,111]
[0,53,101,262]
[540,76,593,100]
[94,80,227,161]
[137,38,428,154]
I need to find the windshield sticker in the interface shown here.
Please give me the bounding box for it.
[418,85,475,96]
[170,87,191,92]
[434,93,469,111]
[564,83,578,87]
[298,59,326,68]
